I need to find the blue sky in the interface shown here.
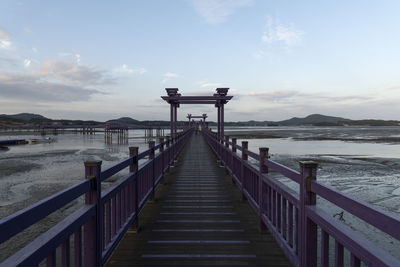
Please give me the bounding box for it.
[1,0,400,121]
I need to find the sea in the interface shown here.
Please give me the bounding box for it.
[1,126,400,263]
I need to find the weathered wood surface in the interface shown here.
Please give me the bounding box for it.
[106,133,291,266]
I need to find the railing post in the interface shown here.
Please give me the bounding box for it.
[84,160,102,267]
[224,135,229,172]
[241,141,248,201]
[159,137,165,184]
[166,136,171,171]
[216,131,221,164]
[171,136,176,165]
[129,147,139,232]
[231,138,237,184]
[299,161,318,267]
[219,134,224,164]
[149,141,155,201]
[232,138,237,153]
[259,147,269,232]
[174,135,179,163]
[225,135,229,148]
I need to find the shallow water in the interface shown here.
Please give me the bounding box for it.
[1,126,400,262]
[0,130,160,211]
[223,126,400,261]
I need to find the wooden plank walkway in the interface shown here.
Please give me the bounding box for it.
[106,133,291,266]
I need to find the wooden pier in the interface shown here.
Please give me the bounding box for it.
[1,87,400,267]
[106,133,291,266]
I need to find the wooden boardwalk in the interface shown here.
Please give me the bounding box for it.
[106,133,291,266]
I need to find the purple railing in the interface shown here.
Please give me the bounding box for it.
[0,128,193,267]
[202,128,400,267]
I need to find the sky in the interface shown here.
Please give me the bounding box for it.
[1,0,400,122]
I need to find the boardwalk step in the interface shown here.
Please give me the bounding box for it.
[105,133,291,267]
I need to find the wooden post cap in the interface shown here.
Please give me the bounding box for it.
[299,161,318,168]
[84,161,102,167]
[129,146,139,152]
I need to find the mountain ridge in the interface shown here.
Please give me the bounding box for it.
[0,113,399,127]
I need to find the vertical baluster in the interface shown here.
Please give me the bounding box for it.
[129,146,139,231]
[159,137,165,183]
[149,141,155,201]
[225,135,230,171]
[74,229,82,267]
[166,137,170,172]
[241,141,248,201]
[127,180,132,216]
[299,161,318,267]
[288,202,293,248]
[277,193,282,232]
[112,196,116,237]
[117,191,121,229]
[104,202,111,248]
[173,136,177,161]
[321,230,329,267]
[102,204,106,249]
[259,147,268,232]
[61,236,70,267]
[122,187,126,224]
[118,188,123,227]
[272,190,276,226]
[170,136,174,167]
[232,138,237,184]
[125,185,129,222]
[350,253,361,267]
[125,186,129,222]
[268,186,272,219]
[295,207,299,255]
[46,250,56,267]
[83,160,102,266]
[335,241,344,267]
[282,197,287,239]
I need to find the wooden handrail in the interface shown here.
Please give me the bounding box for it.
[0,127,194,266]
[201,127,400,267]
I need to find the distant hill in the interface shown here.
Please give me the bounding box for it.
[107,117,139,124]
[276,114,351,126]
[273,114,400,126]
[0,113,51,123]
[0,113,399,127]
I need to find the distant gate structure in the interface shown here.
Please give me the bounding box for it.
[161,88,233,139]
[187,113,207,127]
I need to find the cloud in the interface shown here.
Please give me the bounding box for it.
[226,88,400,120]
[0,56,17,67]
[23,59,31,67]
[261,15,304,48]
[189,0,253,24]
[162,72,180,84]
[58,52,73,57]
[0,73,103,102]
[239,90,303,101]
[198,81,222,88]
[238,90,371,103]
[58,52,82,65]
[114,64,147,75]
[0,27,12,49]
[39,60,114,86]
[75,54,81,64]
[0,59,114,103]
[164,72,179,78]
